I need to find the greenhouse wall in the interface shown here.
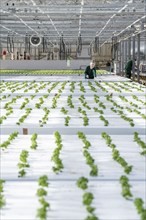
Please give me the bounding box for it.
[0,60,91,70]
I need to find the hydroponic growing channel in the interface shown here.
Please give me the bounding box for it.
[0,74,146,220]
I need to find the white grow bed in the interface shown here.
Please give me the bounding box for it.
[0,74,146,220]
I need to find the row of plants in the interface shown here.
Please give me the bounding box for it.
[36,175,50,220]
[0,180,6,208]
[134,132,146,155]
[18,150,30,177]
[4,95,22,109]
[77,132,98,176]
[78,107,89,126]
[104,82,122,93]
[101,132,133,174]
[94,95,106,109]
[20,97,30,109]
[0,131,19,149]
[16,108,32,125]
[123,82,144,92]
[119,95,141,109]
[99,115,109,126]
[64,116,71,126]
[0,94,10,101]
[78,82,86,93]
[126,107,146,120]
[39,108,50,127]
[115,83,132,92]
[119,175,146,220]
[78,95,91,111]
[88,81,97,93]
[30,133,38,150]
[67,95,74,108]
[51,131,64,173]
[76,177,99,220]
[106,95,135,126]
[94,82,108,93]
[0,107,13,124]
[69,81,76,93]
[132,95,146,105]
[134,198,146,220]
[119,175,133,199]
[35,97,44,109]
[0,69,108,75]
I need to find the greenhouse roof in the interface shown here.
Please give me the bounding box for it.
[0,0,146,46]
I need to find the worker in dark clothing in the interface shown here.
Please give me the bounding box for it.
[125,58,136,79]
[85,61,96,79]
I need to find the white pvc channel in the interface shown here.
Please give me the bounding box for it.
[0,74,146,220]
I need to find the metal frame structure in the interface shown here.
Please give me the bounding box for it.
[0,0,145,45]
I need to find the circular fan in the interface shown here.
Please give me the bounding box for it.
[30,35,41,46]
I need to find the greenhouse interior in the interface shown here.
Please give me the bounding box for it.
[0,0,146,220]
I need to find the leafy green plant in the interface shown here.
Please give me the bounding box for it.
[90,164,98,176]
[64,116,71,126]
[0,194,6,208]
[67,95,74,108]
[120,176,133,199]
[18,150,29,177]
[95,82,108,93]
[37,188,47,197]
[99,115,109,126]
[30,133,38,150]
[39,198,50,209]
[0,179,6,208]
[51,131,64,173]
[38,176,49,187]
[36,175,50,220]
[0,180,5,193]
[112,149,133,174]
[134,198,146,220]
[77,177,88,190]
[85,215,99,220]
[18,169,26,177]
[61,107,68,115]
[83,116,89,126]
[93,107,103,114]
[134,132,146,155]
[83,192,94,206]
[101,132,112,146]
[70,82,76,93]
[86,206,95,214]
[0,131,19,149]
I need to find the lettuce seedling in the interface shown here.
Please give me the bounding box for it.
[18,169,26,177]
[39,198,50,209]
[90,165,98,176]
[77,177,88,190]
[83,192,94,206]
[86,206,95,213]
[85,215,99,220]
[0,194,6,208]
[37,188,47,197]
[37,207,47,220]
[38,176,49,187]
[0,180,5,193]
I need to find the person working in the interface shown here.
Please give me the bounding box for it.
[125,58,137,79]
[84,61,97,79]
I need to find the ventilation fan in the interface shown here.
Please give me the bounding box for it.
[30,35,41,46]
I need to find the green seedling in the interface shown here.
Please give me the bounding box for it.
[77,177,88,190]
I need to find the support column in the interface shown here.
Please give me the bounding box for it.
[128,37,131,60]
[125,39,128,63]
[132,35,135,80]
[137,33,140,83]
[121,41,125,75]
[119,41,122,75]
